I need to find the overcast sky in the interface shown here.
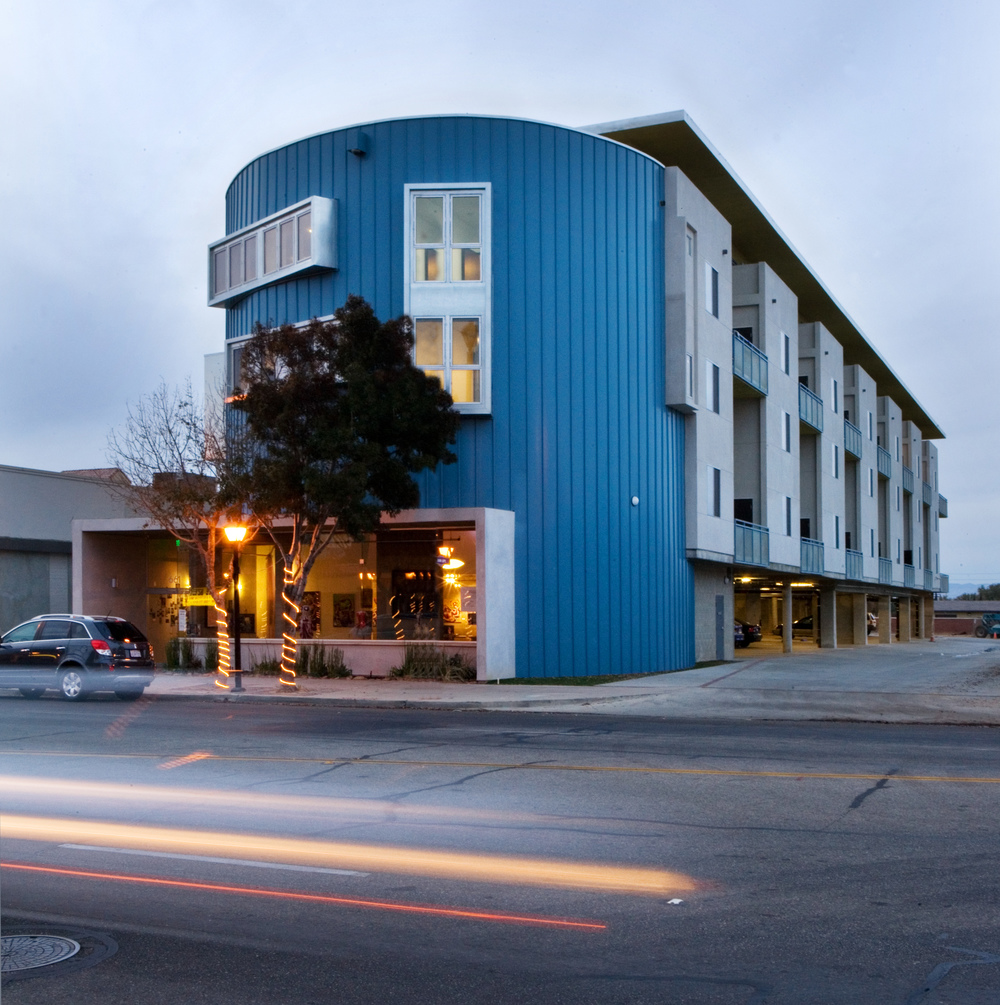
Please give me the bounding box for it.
[1,0,996,590]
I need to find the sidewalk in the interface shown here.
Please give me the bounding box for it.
[146,637,1000,725]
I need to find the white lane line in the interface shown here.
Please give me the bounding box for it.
[58,844,369,877]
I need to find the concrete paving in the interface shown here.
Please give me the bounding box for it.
[142,636,1000,725]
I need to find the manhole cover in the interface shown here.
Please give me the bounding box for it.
[2,934,81,972]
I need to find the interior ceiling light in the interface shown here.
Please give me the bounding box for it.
[442,558,465,570]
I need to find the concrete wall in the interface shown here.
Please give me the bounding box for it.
[693,560,733,662]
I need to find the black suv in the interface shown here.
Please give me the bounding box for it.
[0,615,155,701]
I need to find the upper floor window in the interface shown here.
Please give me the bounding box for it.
[705,263,719,317]
[406,184,491,414]
[208,196,337,308]
[782,333,790,375]
[413,193,482,283]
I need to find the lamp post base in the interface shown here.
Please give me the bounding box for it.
[231,671,244,692]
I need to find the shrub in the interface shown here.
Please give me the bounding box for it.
[252,658,282,676]
[390,644,476,682]
[165,637,203,670]
[205,640,218,671]
[296,645,351,678]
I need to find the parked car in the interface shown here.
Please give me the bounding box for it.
[867,612,878,635]
[734,621,745,648]
[735,619,761,647]
[0,615,154,701]
[772,615,814,638]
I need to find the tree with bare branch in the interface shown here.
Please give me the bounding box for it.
[107,379,246,682]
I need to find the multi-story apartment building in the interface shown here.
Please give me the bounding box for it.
[75,110,947,675]
[594,111,947,661]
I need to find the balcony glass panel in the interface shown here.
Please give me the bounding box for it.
[734,520,769,567]
[800,537,824,575]
[939,573,949,594]
[904,564,915,588]
[922,481,933,506]
[938,494,948,517]
[878,557,893,584]
[877,445,892,479]
[844,419,862,458]
[798,383,823,432]
[924,569,934,592]
[902,465,914,494]
[845,549,864,581]
[732,331,768,395]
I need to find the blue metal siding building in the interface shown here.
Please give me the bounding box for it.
[217,115,693,678]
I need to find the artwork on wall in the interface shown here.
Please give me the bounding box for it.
[332,593,355,628]
[300,592,321,639]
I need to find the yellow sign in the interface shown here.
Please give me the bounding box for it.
[184,594,218,607]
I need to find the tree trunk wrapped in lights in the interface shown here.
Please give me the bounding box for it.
[227,296,460,687]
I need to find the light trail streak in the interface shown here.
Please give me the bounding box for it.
[158,751,213,770]
[0,815,698,896]
[0,863,606,930]
[59,844,368,876]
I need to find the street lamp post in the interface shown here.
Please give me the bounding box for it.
[224,524,248,692]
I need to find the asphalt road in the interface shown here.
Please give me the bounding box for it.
[2,695,999,1003]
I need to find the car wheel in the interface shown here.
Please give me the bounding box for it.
[19,687,45,699]
[115,689,144,701]
[975,626,987,638]
[59,669,88,701]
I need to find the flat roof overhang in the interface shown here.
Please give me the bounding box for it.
[583,111,943,440]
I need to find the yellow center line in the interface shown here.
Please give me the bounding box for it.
[4,750,1000,783]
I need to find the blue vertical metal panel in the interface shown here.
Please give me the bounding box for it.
[221,115,694,676]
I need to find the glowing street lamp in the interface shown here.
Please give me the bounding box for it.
[224,524,248,692]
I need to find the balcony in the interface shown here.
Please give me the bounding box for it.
[844,419,863,458]
[939,494,948,517]
[939,573,950,594]
[902,465,914,494]
[904,564,915,588]
[734,520,770,567]
[732,331,768,396]
[798,383,823,433]
[845,548,864,581]
[922,481,933,506]
[878,557,893,585]
[924,569,934,592]
[877,445,892,479]
[800,537,824,575]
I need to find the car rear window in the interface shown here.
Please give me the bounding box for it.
[93,620,147,643]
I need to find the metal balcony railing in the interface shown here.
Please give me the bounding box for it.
[798,383,823,433]
[922,481,933,506]
[904,564,915,588]
[845,549,864,581]
[732,331,768,395]
[902,465,914,494]
[844,419,863,458]
[924,569,934,592]
[939,573,950,593]
[877,445,892,479]
[734,520,770,567]
[938,494,948,518]
[800,537,824,575]
[878,557,893,584]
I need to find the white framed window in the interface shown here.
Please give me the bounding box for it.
[709,467,721,517]
[706,361,720,413]
[405,183,491,414]
[870,528,875,557]
[831,378,839,413]
[895,435,900,462]
[782,411,791,452]
[868,411,873,440]
[897,539,901,563]
[835,515,840,549]
[833,444,839,478]
[686,353,694,397]
[869,468,874,497]
[686,228,694,257]
[208,196,337,308]
[704,263,719,317]
[782,332,790,375]
[785,496,792,536]
[896,485,901,511]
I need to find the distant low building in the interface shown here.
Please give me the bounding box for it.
[933,600,1000,636]
[0,464,136,630]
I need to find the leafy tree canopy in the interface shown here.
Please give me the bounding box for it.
[956,584,1000,601]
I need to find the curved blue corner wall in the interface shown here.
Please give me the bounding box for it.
[223,115,694,676]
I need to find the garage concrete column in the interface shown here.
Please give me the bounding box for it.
[922,594,934,639]
[898,596,912,642]
[852,593,868,645]
[744,591,762,626]
[783,582,793,654]
[878,594,892,644]
[810,593,820,646]
[760,594,777,636]
[819,587,837,648]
